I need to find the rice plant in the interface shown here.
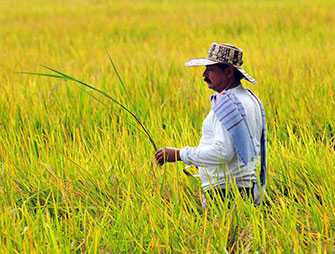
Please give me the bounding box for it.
[0,0,334,252]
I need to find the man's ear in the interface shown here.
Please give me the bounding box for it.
[224,66,235,78]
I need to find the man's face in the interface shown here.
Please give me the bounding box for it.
[202,64,234,93]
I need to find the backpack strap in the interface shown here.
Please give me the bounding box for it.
[247,89,267,188]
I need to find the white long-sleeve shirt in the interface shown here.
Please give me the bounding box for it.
[180,85,263,191]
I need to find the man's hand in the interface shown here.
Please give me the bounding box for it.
[155,147,181,166]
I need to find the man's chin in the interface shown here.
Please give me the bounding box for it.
[207,83,213,89]
[206,83,219,92]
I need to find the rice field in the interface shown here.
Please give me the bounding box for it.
[1,0,335,252]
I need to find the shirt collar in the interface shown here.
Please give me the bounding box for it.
[210,84,243,103]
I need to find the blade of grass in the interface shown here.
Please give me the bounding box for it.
[20,71,143,135]
[105,50,127,95]
[42,66,157,151]
[73,84,149,139]
[21,67,157,151]
[19,71,66,80]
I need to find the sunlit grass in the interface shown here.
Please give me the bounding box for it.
[0,0,334,252]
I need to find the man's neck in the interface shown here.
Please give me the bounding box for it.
[217,82,241,93]
[225,82,241,91]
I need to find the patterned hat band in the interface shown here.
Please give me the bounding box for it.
[207,43,243,67]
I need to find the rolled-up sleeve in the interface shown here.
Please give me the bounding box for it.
[180,114,235,167]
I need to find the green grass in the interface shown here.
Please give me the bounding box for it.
[0,0,335,252]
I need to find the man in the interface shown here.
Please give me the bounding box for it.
[155,42,266,207]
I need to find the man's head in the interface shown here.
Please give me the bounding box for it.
[185,42,256,87]
[203,63,244,93]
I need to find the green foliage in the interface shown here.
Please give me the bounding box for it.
[0,0,334,252]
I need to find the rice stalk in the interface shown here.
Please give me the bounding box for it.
[20,67,158,151]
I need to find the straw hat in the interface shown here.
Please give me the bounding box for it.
[185,42,256,84]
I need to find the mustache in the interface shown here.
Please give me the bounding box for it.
[204,77,211,83]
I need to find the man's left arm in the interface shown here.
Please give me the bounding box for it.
[155,117,235,167]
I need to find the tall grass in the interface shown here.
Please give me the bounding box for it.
[0,0,334,252]
[20,65,158,150]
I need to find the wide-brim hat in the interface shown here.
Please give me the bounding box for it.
[185,42,256,84]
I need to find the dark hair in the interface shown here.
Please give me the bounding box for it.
[217,63,244,81]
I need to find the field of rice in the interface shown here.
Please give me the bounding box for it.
[1,0,334,252]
